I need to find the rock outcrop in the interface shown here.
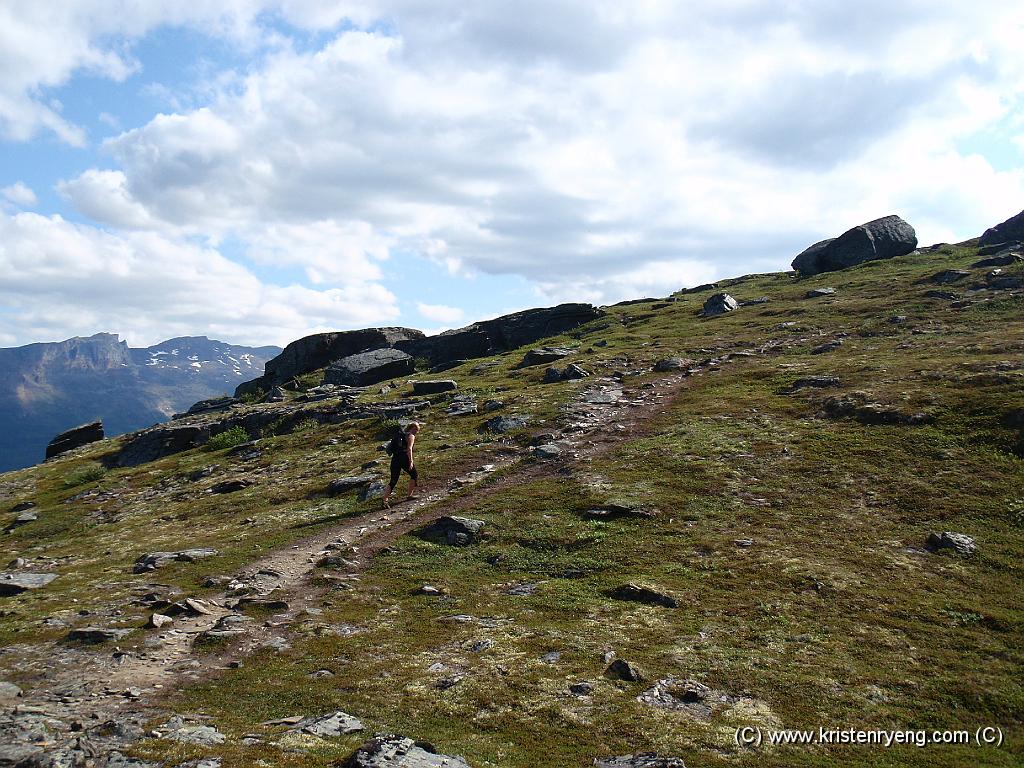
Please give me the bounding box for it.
[237,328,424,396]
[323,348,417,387]
[343,734,471,767]
[979,208,1024,247]
[45,421,104,459]
[792,215,918,276]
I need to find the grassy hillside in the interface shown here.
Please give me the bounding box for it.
[1,243,1021,767]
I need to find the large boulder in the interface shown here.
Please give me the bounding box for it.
[117,424,211,467]
[45,421,104,459]
[792,215,918,276]
[342,734,471,768]
[411,379,458,395]
[0,572,57,596]
[324,348,416,387]
[236,327,424,396]
[979,208,1024,247]
[702,293,738,316]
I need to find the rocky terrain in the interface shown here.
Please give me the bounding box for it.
[0,335,280,472]
[0,211,1022,767]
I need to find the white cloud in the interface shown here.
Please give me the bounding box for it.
[1,182,37,207]
[416,302,464,325]
[0,209,398,347]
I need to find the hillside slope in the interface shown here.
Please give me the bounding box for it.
[0,334,280,472]
[0,242,1021,768]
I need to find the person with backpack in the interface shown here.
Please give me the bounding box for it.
[382,421,420,508]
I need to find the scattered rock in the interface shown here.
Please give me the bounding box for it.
[926,531,977,556]
[569,682,593,696]
[342,734,471,767]
[416,517,485,546]
[0,681,22,699]
[147,613,173,629]
[67,627,132,644]
[327,475,378,495]
[805,287,836,298]
[606,583,679,608]
[483,415,530,433]
[792,215,917,275]
[972,251,1023,268]
[810,340,843,354]
[532,443,562,459]
[411,380,458,395]
[446,396,477,416]
[930,269,971,284]
[544,363,591,382]
[209,479,251,494]
[978,208,1024,247]
[653,357,693,372]
[133,549,218,574]
[637,677,734,719]
[291,711,364,738]
[117,424,211,468]
[519,347,573,367]
[199,614,253,641]
[45,421,104,460]
[165,722,226,747]
[595,755,688,768]
[266,386,287,402]
[924,289,959,301]
[605,659,643,682]
[0,571,58,595]
[702,293,738,316]
[787,375,841,391]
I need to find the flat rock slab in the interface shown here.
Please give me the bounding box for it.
[596,755,688,768]
[0,571,57,596]
[483,415,530,433]
[67,627,132,644]
[200,614,253,641]
[519,347,573,367]
[787,376,840,392]
[805,287,836,298]
[165,724,226,747]
[46,420,104,459]
[411,380,458,395]
[930,269,971,284]
[0,681,23,698]
[607,583,679,608]
[291,711,364,738]
[133,549,219,573]
[342,734,471,767]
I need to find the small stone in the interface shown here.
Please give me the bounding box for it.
[415,584,444,596]
[147,613,173,629]
[0,681,23,699]
[926,531,977,556]
[532,443,562,459]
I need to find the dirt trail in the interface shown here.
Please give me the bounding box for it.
[1,364,708,762]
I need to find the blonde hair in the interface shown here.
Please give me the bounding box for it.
[406,421,421,433]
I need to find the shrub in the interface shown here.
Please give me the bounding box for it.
[293,418,320,434]
[204,426,250,452]
[238,389,265,404]
[63,462,106,488]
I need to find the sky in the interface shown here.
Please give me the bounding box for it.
[1,1,1023,349]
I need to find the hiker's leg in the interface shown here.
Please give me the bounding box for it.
[383,459,401,505]
[406,465,419,498]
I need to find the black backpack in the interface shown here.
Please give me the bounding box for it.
[385,430,405,456]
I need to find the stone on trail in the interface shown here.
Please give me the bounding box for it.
[702,292,738,316]
[290,711,364,738]
[926,531,977,556]
[360,480,389,502]
[342,734,471,768]
[607,583,679,608]
[595,755,688,768]
[200,613,253,641]
[411,380,458,395]
[416,516,485,546]
[67,627,132,644]
[0,571,57,596]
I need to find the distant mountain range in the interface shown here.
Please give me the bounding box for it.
[0,333,280,472]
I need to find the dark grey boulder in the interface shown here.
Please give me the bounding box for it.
[342,734,471,767]
[987,272,1024,290]
[411,380,458,395]
[930,269,971,284]
[0,571,57,595]
[519,347,573,367]
[805,287,836,298]
[10,501,35,513]
[596,755,688,768]
[606,583,679,608]
[4,510,37,532]
[653,357,693,372]
[45,421,104,459]
[926,531,976,556]
[417,516,485,546]
[327,475,378,495]
[979,209,1024,247]
[483,415,529,433]
[183,396,238,416]
[446,396,477,416]
[792,215,918,276]
[702,293,738,316]
[324,348,416,387]
[544,363,590,382]
[811,340,844,355]
[605,659,644,682]
[209,479,250,494]
[237,327,425,397]
[117,424,211,468]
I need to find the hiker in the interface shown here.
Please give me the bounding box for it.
[382,421,420,507]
